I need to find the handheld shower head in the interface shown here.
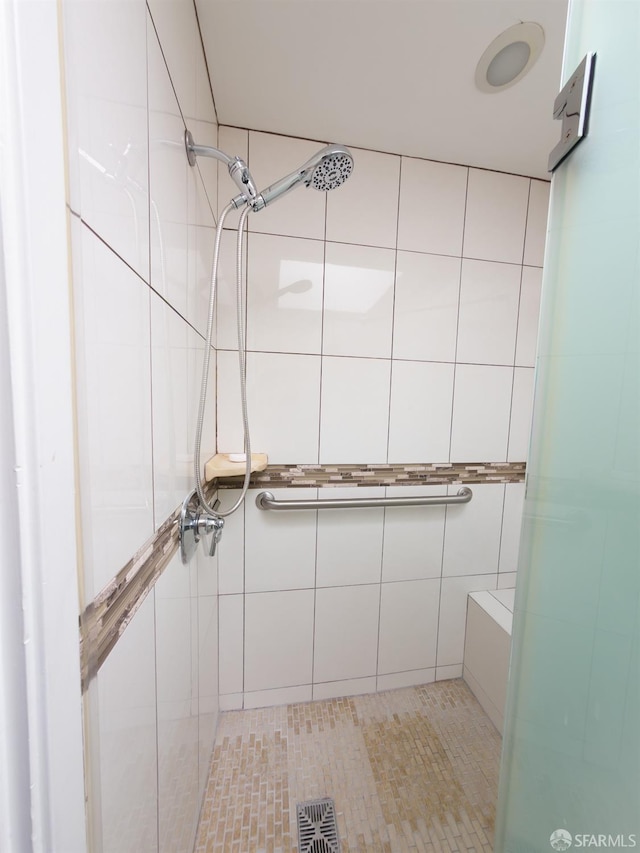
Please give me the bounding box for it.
[252,144,353,211]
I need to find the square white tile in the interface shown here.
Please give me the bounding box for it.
[64,0,149,278]
[463,169,529,264]
[219,594,244,696]
[392,251,461,362]
[524,180,550,267]
[516,266,543,367]
[456,259,521,366]
[437,574,497,667]
[508,367,535,461]
[75,225,153,597]
[442,484,505,577]
[319,356,390,463]
[316,488,385,587]
[247,233,324,355]
[381,486,446,582]
[313,585,380,683]
[450,364,513,462]
[387,360,454,462]
[244,590,314,691]
[244,487,318,593]
[247,131,326,240]
[397,157,467,257]
[217,350,321,464]
[326,146,400,248]
[377,579,440,674]
[323,242,395,358]
[499,482,526,575]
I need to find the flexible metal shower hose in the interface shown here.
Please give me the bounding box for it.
[193,202,252,518]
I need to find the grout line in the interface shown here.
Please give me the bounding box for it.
[191,0,219,126]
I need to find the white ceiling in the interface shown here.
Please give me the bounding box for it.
[196,0,568,181]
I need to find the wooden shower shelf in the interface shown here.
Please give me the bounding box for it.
[204,453,268,481]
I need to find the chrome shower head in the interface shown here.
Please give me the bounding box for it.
[253,144,353,211]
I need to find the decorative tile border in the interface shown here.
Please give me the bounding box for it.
[79,483,217,693]
[217,461,526,489]
[79,463,526,691]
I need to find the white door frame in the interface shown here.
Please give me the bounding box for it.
[0,0,86,849]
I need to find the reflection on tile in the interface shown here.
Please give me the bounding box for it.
[323,242,395,358]
[64,0,149,277]
[247,233,324,354]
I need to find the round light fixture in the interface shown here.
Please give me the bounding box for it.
[475,22,545,93]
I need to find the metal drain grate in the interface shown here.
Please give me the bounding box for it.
[296,797,341,852]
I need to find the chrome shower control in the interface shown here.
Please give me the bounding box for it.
[179,489,224,564]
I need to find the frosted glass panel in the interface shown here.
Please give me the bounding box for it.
[496,1,640,849]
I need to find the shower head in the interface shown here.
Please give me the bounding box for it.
[252,144,353,212]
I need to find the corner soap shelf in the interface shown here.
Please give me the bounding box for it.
[204,453,268,482]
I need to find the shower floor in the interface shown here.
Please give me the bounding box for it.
[195,679,501,852]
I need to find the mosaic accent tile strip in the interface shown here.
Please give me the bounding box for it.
[79,483,218,692]
[195,679,501,852]
[218,461,526,489]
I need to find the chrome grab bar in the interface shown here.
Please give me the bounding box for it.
[255,487,472,511]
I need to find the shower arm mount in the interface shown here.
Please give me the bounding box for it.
[184,129,258,208]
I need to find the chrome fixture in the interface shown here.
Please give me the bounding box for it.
[178,132,355,564]
[256,487,473,511]
[252,144,353,211]
[179,489,225,564]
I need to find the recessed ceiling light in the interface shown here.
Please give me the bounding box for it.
[475,22,545,93]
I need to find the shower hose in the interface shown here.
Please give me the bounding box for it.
[193,201,252,519]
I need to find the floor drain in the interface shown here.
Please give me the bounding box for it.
[296,797,341,852]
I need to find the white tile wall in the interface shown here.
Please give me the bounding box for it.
[397,158,467,257]
[214,128,548,708]
[247,233,324,355]
[323,242,396,358]
[64,0,220,844]
[319,356,391,463]
[463,169,529,264]
[392,251,461,362]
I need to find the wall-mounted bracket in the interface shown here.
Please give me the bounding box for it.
[548,52,596,172]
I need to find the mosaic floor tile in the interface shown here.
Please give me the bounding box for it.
[195,680,501,852]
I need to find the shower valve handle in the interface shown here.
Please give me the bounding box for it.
[208,516,224,557]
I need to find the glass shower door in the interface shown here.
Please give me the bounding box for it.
[495,0,640,849]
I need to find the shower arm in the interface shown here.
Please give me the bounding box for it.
[184,129,258,208]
